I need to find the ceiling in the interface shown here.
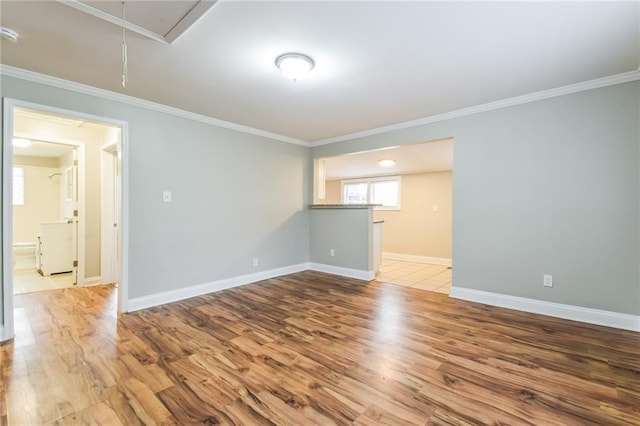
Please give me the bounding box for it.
[13,140,74,158]
[1,1,638,144]
[323,138,453,180]
[12,108,113,157]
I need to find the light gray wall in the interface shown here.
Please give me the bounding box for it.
[309,208,372,271]
[313,82,640,316]
[1,76,311,320]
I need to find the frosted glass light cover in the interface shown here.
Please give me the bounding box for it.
[276,53,314,81]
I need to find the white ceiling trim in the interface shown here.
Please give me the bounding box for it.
[0,65,307,146]
[2,64,638,149]
[57,0,169,45]
[310,70,640,147]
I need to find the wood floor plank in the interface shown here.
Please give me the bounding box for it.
[1,273,639,425]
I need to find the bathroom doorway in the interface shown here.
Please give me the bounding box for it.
[2,98,129,342]
[12,139,79,294]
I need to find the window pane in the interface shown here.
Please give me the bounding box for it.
[13,167,24,205]
[371,180,398,207]
[343,182,368,204]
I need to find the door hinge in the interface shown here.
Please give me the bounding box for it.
[73,260,78,267]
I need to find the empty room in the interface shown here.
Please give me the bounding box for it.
[1,1,639,425]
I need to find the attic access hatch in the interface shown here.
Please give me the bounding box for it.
[58,0,218,44]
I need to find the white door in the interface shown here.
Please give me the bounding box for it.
[100,149,120,286]
[63,149,79,285]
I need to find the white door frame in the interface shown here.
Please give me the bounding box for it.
[2,98,130,342]
[100,145,119,286]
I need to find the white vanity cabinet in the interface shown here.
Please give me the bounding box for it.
[37,222,74,276]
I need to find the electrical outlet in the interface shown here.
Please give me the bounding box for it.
[330,249,335,257]
[252,258,259,267]
[162,190,172,203]
[543,275,553,287]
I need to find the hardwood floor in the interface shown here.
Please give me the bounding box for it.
[1,271,639,425]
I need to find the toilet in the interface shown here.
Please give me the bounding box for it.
[13,242,36,270]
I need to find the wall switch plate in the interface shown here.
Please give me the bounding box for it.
[543,275,553,287]
[252,258,259,267]
[162,191,172,203]
[330,249,335,256]
[433,205,439,212]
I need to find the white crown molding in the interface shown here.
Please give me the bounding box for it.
[382,252,451,266]
[0,65,308,147]
[450,287,640,333]
[3,64,637,149]
[128,263,309,312]
[310,70,640,147]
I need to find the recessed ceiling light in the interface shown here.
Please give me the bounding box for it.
[1,27,19,42]
[379,159,396,167]
[13,138,32,148]
[275,53,314,82]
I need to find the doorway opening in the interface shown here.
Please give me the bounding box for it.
[313,137,454,292]
[13,139,79,294]
[2,99,129,342]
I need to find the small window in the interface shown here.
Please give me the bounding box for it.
[342,176,401,210]
[13,167,24,205]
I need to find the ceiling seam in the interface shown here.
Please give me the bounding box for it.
[56,0,169,45]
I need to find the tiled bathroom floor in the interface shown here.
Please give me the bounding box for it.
[13,268,75,295]
[376,258,452,294]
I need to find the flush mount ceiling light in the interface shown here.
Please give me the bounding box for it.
[1,26,19,42]
[275,53,314,82]
[379,159,396,167]
[13,138,32,148]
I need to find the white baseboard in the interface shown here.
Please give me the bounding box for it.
[0,325,10,342]
[308,263,375,281]
[383,252,452,266]
[450,287,640,332]
[128,263,309,312]
[83,276,102,286]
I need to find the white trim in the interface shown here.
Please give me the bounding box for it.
[128,263,309,312]
[383,252,452,266]
[310,70,640,146]
[57,0,168,45]
[83,276,102,286]
[0,65,307,147]
[308,263,375,281]
[2,99,16,341]
[2,98,130,322]
[119,122,129,313]
[57,0,216,45]
[449,287,640,333]
[3,65,638,149]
